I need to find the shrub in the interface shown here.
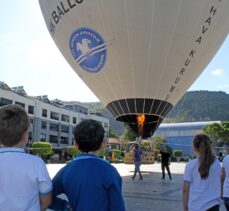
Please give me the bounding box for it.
[110,149,122,158]
[67,146,80,157]
[32,142,52,157]
[173,150,183,157]
[98,149,105,158]
[183,157,190,162]
[141,142,152,151]
[154,150,160,159]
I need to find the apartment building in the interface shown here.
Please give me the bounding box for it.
[0,82,109,149]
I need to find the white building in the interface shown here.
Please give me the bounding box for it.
[0,82,109,149]
[154,121,221,157]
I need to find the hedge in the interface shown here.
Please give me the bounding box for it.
[173,150,183,157]
[110,149,122,158]
[98,149,105,158]
[67,146,80,157]
[32,142,52,156]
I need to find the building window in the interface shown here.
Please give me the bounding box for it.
[40,133,46,141]
[41,121,47,130]
[60,137,68,144]
[50,111,59,120]
[97,121,102,125]
[28,105,34,114]
[28,132,33,142]
[61,125,69,133]
[30,118,33,124]
[50,123,59,131]
[42,109,47,117]
[73,117,77,124]
[15,101,25,108]
[61,114,69,122]
[49,135,58,143]
[0,97,12,106]
[104,122,109,129]
[104,130,109,141]
[81,118,86,122]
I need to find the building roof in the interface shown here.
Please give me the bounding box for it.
[158,121,221,130]
[108,138,121,144]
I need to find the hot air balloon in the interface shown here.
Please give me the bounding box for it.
[39,0,229,138]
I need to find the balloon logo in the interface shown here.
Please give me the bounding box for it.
[69,27,107,73]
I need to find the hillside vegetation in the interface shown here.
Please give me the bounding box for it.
[81,91,229,135]
[166,91,229,122]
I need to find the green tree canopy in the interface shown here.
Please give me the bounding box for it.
[220,122,229,144]
[151,135,167,151]
[121,125,137,142]
[203,121,229,144]
[203,123,221,141]
[109,126,118,138]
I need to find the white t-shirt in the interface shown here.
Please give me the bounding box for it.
[183,157,221,211]
[222,155,229,197]
[0,147,52,211]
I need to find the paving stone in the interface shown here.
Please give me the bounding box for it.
[47,162,226,211]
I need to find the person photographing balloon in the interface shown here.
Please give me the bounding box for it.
[160,147,172,180]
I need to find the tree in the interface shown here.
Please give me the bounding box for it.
[203,121,229,144]
[203,123,221,142]
[173,150,183,162]
[109,126,117,138]
[151,135,167,151]
[220,122,229,144]
[173,150,183,157]
[121,125,137,142]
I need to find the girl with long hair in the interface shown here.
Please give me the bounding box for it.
[182,134,221,211]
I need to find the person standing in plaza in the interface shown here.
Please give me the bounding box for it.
[160,147,172,180]
[221,154,229,211]
[132,144,143,180]
[49,119,126,211]
[182,133,221,211]
[0,104,52,211]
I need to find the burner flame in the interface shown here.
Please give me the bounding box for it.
[137,114,145,135]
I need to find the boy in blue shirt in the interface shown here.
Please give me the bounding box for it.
[50,119,126,211]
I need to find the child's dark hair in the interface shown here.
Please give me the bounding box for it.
[74,119,105,153]
[0,104,30,147]
[193,133,215,179]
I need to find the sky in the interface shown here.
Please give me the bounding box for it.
[1,1,229,103]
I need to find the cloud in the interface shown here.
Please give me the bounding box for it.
[211,68,224,76]
[217,84,229,89]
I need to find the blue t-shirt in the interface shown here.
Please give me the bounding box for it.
[134,148,142,162]
[50,154,126,211]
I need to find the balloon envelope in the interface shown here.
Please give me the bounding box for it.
[39,0,229,138]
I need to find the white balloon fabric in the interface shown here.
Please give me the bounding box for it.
[39,0,229,138]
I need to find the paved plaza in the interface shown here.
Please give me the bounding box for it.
[47,163,226,211]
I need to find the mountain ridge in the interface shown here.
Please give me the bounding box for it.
[80,91,229,135]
